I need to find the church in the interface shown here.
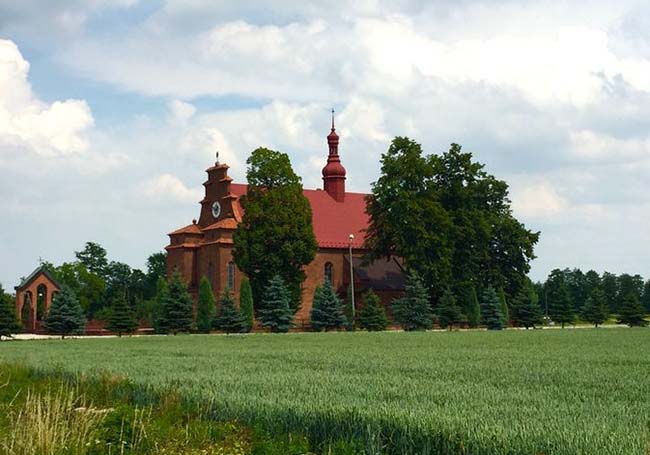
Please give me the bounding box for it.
[166,118,404,327]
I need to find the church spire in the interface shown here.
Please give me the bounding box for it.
[322,110,346,202]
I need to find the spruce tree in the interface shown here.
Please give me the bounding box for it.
[460,283,480,328]
[498,288,510,327]
[239,278,254,333]
[258,275,293,333]
[214,288,245,333]
[581,288,609,327]
[196,277,216,333]
[310,281,348,331]
[546,269,575,328]
[106,292,138,337]
[0,285,20,338]
[436,289,464,330]
[358,290,389,331]
[511,284,543,329]
[617,293,648,327]
[43,286,86,339]
[392,271,433,331]
[159,273,194,335]
[152,277,169,334]
[480,287,504,330]
[343,284,355,331]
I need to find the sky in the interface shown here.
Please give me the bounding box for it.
[1,0,650,289]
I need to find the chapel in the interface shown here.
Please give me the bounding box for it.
[166,118,404,326]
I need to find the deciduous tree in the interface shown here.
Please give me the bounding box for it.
[233,148,317,313]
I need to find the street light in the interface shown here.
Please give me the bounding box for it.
[348,234,355,328]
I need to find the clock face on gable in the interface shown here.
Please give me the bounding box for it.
[211,201,221,219]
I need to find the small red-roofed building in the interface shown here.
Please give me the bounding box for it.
[166,118,404,327]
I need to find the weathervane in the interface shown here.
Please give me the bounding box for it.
[215,149,220,164]
[331,108,335,131]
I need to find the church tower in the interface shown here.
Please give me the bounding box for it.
[322,110,346,202]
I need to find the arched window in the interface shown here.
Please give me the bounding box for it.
[324,262,333,284]
[228,261,235,290]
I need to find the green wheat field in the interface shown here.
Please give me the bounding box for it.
[1,329,649,454]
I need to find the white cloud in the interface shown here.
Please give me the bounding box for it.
[511,180,569,220]
[570,130,650,161]
[142,173,202,204]
[0,39,93,156]
[168,99,196,124]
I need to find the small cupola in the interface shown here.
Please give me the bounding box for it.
[322,110,346,202]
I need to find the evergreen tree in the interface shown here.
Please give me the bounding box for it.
[214,288,245,333]
[641,279,650,313]
[480,287,504,330]
[43,286,86,339]
[436,289,464,330]
[258,275,294,333]
[581,288,609,328]
[239,278,254,332]
[601,272,619,313]
[459,283,480,328]
[159,273,194,335]
[511,284,543,329]
[0,285,20,338]
[392,271,433,331]
[310,280,348,331]
[358,290,389,332]
[152,277,169,334]
[196,277,216,333]
[344,284,355,331]
[546,269,575,328]
[617,293,648,327]
[498,288,510,327]
[106,292,138,337]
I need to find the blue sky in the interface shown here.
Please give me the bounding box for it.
[2,0,650,289]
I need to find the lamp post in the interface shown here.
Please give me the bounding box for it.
[348,234,355,326]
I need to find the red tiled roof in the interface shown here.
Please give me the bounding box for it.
[231,184,368,249]
[203,218,238,231]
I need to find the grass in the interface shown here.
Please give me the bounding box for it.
[1,329,649,454]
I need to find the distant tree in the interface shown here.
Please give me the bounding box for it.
[358,290,389,332]
[436,289,464,330]
[510,283,543,329]
[239,278,254,333]
[459,283,480,328]
[159,273,194,335]
[106,292,138,337]
[145,252,167,295]
[498,288,510,327]
[583,270,602,304]
[310,281,348,331]
[233,148,318,313]
[601,272,619,313]
[258,275,294,333]
[564,268,587,311]
[546,269,575,328]
[75,242,109,277]
[49,262,106,318]
[392,271,433,331]
[642,279,650,313]
[214,288,245,334]
[581,288,609,328]
[617,293,648,327]
[617,274,644,308]
[196,277,216,333]
[43,286,86,339]
[0,284,20,338]
[481,287,504,330]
